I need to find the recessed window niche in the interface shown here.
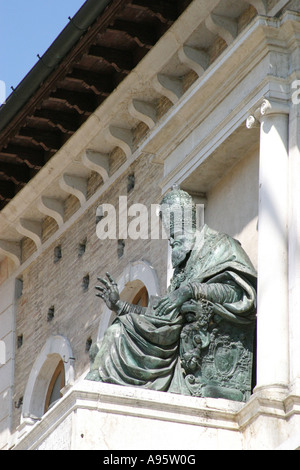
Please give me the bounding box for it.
[78,238,87,257]
[16,277,23,299]
[47,306,55,322]
[82,274,90,292]
[96,206,104,225]
[127,173,135,193]
[85,337,92,353]
[54,245,62,263]
[117,239,125,258]
[17,334,23,349]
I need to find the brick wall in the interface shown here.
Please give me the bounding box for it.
[12,152,167,431]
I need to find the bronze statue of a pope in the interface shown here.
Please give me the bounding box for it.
[86,187,257,402]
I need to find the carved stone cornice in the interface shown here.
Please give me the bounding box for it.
[0,0,294,273]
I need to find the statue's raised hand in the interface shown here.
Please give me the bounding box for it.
[95,273,120,312]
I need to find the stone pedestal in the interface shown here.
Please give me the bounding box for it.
[12,378,300,450]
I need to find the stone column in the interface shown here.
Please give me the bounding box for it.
[288,97,300,391]
[247,98,290,391]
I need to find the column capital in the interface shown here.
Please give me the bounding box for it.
[246,98,290,128]
[260,98,290,117]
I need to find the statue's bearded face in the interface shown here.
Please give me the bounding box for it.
[170,232,195,268]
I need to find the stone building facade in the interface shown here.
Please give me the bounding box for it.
[0,0,300,450]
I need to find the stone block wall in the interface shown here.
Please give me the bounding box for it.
[0,278,16,449]
[12,152,167,432]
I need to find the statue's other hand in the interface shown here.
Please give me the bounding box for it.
[95,272,120,311]
[153,285,192,317]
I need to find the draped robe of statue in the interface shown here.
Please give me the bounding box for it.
[86,224,257,401]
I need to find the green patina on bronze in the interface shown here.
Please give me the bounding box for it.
[86,187,257,402]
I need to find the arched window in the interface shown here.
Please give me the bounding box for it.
[22,336,74,423]
[131,285,148,307]
[44,359,65,413]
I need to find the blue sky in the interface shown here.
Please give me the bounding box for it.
[0,1,86,100]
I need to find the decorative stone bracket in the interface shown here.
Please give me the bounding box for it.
[153,74,183,104]
[205,13,238,46]
[0,240,21,267]
[106,126,134,159]
[82,150,110,182]
[16,219,43,250]
[128,99,157,130]
[59,174,88,206]
[178,46,209,77]
[37,197,65,228]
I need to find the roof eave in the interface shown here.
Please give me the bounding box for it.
[0,0,112,134]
